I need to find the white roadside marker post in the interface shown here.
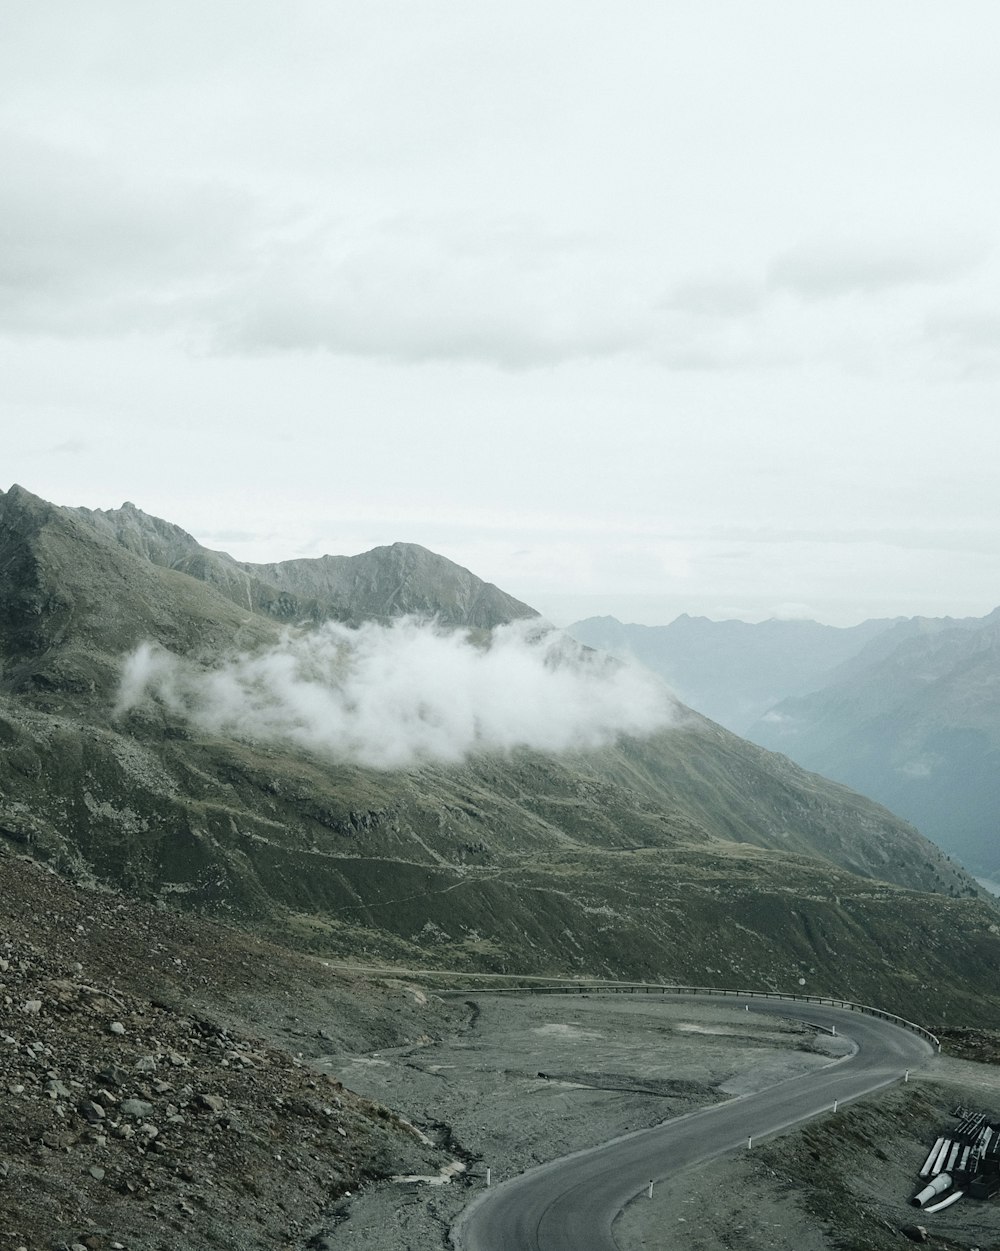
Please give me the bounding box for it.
[648,1180,654,1199]
[486,1167,491,1187]
[833,1100,838,1113]
[747,1137,752,1149]
[905,1070,910,1083]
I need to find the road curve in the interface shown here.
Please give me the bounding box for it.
[450,995,933,1251]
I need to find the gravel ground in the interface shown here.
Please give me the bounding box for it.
[4,849,997,1251]
[615,1061,1000,1251]
[317,993,852,1249]
[317,994,999,1251]
[0,854,458,1251]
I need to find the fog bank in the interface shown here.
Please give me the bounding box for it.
[117,618,674,769]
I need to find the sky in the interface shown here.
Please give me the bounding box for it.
[3,1,1000,628]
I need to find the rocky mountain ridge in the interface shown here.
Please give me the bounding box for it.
[71,494,536,631]
[1,485,998,1027]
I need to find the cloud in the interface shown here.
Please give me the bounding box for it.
[758,710,795,727]
[116,617,674,769]
[212,215,647,369]
[661,277,764,319]
[897,756,939,779]
[921,310,1000,375]
[767,236,985,300]
[0,132,251,337]
[0,130,647,368]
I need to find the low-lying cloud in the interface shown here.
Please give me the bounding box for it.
[116,618,674,769]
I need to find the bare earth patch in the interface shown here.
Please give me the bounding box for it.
[320,994,999,1251]
[3,851,996,1251]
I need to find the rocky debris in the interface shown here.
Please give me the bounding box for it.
[748,1083,999,1251]
[934,1026,1000,1067]
[0,852,453,1250]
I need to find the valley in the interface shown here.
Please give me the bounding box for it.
[2,485,1000,1249]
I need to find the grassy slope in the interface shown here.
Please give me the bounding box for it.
[1,484,998,1027]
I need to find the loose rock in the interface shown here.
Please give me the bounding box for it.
[120,1098,154,1119]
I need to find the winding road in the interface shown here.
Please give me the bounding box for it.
[450,994,934,1251]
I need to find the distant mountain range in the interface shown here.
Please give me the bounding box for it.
[749,611,1000,882]
[567,614,900,734]
[569,610,1000,882]
[2,484,998,1024]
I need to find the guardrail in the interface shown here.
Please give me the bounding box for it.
[438,981,941,1051]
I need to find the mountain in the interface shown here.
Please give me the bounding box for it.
[750,610,1000,882]
[566,614,898,735]
[74,497,537,629]
[2,484,998,1025]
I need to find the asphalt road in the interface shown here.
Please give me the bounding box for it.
[449,995,934,1251]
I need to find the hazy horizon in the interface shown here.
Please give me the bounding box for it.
[5,4,1000,629]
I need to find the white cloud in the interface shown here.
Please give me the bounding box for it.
[0,131,648,367]
[898,756,939,779]
[661,277,764,319]
[215,215,649,368]
[921,310,1000,376]
[767,236,986,301]
[116,617,675,769]
[0,131,253,337]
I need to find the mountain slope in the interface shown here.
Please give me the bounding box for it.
[1,485,998,1025]
[750,611,1000,879]
[567,614,897,734]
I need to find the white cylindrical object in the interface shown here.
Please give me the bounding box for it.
[924,1188,964,1214]
[920,1137,945,1178]
[913,1173,952,1208]
[931,1138,952,1174]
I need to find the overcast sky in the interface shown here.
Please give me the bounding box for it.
[4,2,1000,627]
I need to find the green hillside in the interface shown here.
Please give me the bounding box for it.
[2,485,998,1025]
